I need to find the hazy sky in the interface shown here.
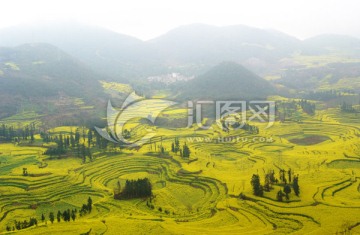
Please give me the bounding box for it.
[0,0,359,40]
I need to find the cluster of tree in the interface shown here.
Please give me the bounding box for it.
[171,137,180,153]
[277,100,317,122]
[123,129,131,139]
[43,133,93,163]
[299,100,316,115]
[250,169,300,201]
[279,169,291,184]
[6,218,37,231]
[42,130,79,145]
[114,178,152,200]
[146,198,155,210]
[146,198,174,215]
[42,128,112,158]
[276,176,300,201]
[304,90,341,101]
[80,197,93,216]
[276,101,298,122]
[250,174,264,197]
[0,123,35,142]
[263,170,277,191]
[218,116,259,134]
[46,209,76,224]
[41,197,92,225]
[181,144,191,158]
[340,102,356,113]
[44,146,66,156]
[171,138,191,158]
[44,129,83,147]
[232,122,259,134]
[43,130,81,156]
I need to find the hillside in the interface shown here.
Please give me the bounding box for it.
[0,22,147,80]
[0,43,106,118]
[277,62,360,90]
[179,61,275,100]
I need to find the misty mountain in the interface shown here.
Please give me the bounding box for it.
[0,22,303,80]
[148,24,301,72]
[0,43,106,117]
[0,22,148,80]
[1,22,359,89]
[178,61,275,100]
[302,34,360,56]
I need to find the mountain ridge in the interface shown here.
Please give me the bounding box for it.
[1,22,359,81]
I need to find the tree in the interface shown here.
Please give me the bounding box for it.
[62,210,69,222]
[284,185,291,200]
[70,132,75,148]
[49,212,55,224]
[81,144,86,163]
[264,170,276,191]
[279,169,286,184]
[250,174,263,197]
[293,176,300,196]
[57,210,61,222]
[171,143,175,152]
[182,144,191,158]
[288,168,292,183]
[87,130,93,147]
[23,168,28,176]
[117,180,121,192]
[276,190,284,202]
[41,213,45,223]
[58,134,64,150]
[75,129,80,144]
[30,129,35,142]
[71,209,76,221]
[174,137,180,153]
[87,147,93,162]
[87,197,93,213]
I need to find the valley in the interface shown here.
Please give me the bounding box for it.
[0,20,360,235]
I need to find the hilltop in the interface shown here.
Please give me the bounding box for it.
[179,61,275,100]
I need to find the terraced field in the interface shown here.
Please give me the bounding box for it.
[1,99,360,234]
